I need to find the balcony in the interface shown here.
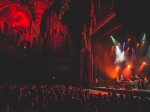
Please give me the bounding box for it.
[0,40,30,61]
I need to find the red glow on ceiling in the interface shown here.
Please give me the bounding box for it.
[0,4,31,34]
[28,0,53,25]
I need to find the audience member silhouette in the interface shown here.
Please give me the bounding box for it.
[0,83,150,112]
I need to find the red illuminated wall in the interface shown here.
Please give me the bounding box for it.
[49,11,68,49]
[0,4,31,33]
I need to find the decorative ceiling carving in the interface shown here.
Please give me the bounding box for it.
[0,4,32,35]
[28,0,53,25]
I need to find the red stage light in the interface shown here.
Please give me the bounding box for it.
[116,66,119,71]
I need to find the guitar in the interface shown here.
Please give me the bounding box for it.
[120,75,124,82]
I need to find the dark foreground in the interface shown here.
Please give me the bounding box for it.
[0,83,150,112]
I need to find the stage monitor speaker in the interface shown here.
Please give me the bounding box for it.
[106,85,111,88]
[114,85,120,89]
[144,81,149,89]
[125,85,132,90]
[129,81,134,86]
[123,81,134,86]
[123,81,129,85]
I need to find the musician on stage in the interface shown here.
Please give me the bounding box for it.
[120,75,124,83]
[135,75,140,90]
[135,75,140,80]
[113,76,117,85]
[130,75,134,81]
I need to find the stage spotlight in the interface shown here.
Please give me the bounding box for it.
[112,46,114,49]
[128,38,130,43]
[116,66,119,71]
[125,47,130,55]
[122,43,125,51]
[142,34,146,41]
[132,48,136,61]
[136,43,139,47]
[143,62,146,65]
[116,45,121,56]
[115,45,122,62]
[118,51,125,62]
[111,36,118,45]
[144,77,147,81]
[142,41,145,44]
[128,65,130,68]
[126,47,129,53]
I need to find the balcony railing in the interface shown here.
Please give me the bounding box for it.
[0,40,30,61]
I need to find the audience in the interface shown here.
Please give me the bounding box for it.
[0,83,150,112]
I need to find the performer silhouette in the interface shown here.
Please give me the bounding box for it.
[135,75,140,90]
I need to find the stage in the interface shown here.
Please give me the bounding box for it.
[87,86,150,97]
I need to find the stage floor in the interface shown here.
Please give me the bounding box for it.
[87,86,150,97]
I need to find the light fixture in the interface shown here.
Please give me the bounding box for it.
[143,62,146,65]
